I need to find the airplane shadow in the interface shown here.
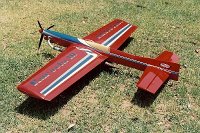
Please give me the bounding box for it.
[41,52,55,59]
[15,38,134,120]
[131,80,169,107]
[118,37,133,51]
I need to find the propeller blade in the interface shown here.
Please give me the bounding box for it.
[38,21,43,29]
[47,25,55,30]
[37,21,54,50]
[38,34,44,50]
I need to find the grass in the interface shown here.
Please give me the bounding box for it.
[0,0,200,132]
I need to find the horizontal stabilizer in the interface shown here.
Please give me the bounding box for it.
[137,66,169,94]
[156,50,180,80]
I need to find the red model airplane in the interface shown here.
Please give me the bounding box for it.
[17,19,180,101]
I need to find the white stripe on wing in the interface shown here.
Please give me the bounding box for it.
[102,24,132,46]
[40,50,97,96]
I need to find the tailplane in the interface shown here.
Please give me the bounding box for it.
[137,51,180,94]
[156,50,179,63]
[156,50,180,80]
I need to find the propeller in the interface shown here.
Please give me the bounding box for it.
[47,25,55,30]
[37,21,55,50]
[38,21,43,29]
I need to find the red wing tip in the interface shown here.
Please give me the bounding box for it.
[43,96,53,101]
[17,85,47,101]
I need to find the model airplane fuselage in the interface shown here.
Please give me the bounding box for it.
[17,19,180,101]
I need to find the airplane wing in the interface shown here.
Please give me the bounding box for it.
[17,19,137,101]
[137,51,180,94]
[18,46,105,101]
[84,19,137,49]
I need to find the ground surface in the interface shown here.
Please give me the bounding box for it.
[0,0,200,132]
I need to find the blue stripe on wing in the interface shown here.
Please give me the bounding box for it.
[102,24,132,46]
[41,54,94,96]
